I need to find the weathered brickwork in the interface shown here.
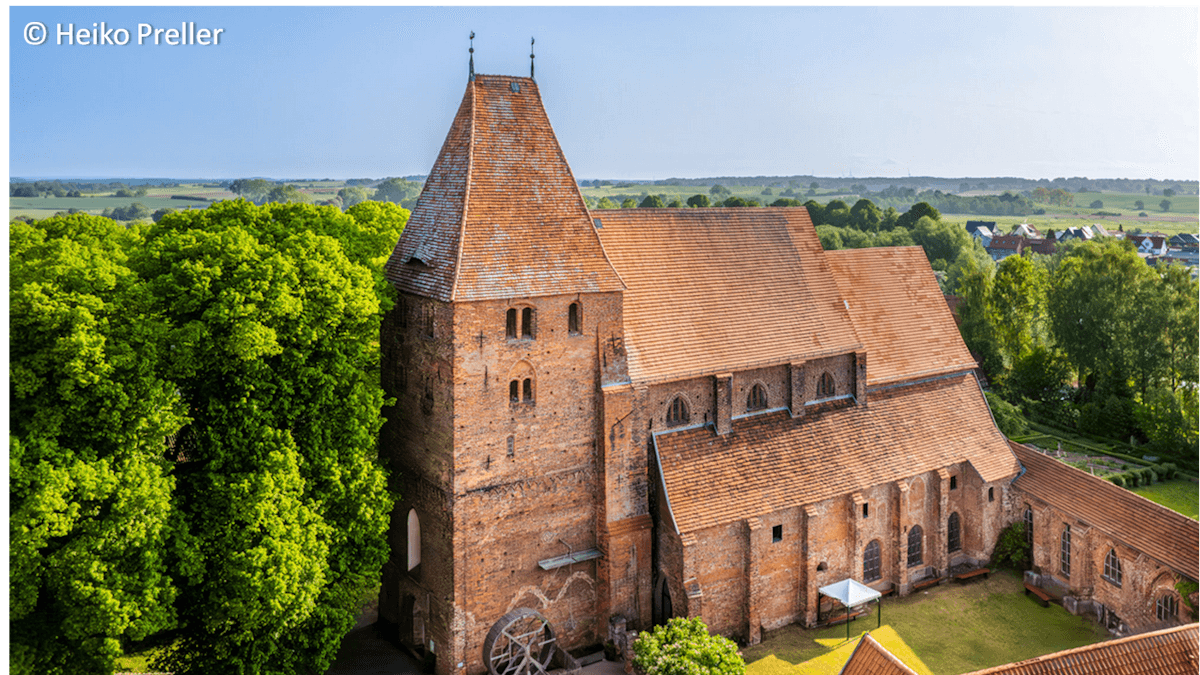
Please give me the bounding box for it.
[379,72,1032,675]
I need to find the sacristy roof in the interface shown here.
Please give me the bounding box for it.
[838,633,919,675]
[384,74,624,302]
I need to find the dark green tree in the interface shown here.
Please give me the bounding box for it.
[1134,200,1145,210]
[373,177,421,204]
[686,194,710,208]
[633,618,743,675]
[1089,200,1103,209]
[596,197,617,210]
[228,179,273,203]
[639,195,665,208]
[709,184,731,197]
[895,202,941,230]
[621,198,638,209]
[1160,199,1171,212]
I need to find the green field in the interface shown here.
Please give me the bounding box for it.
[742,570,1108,675]
[1131,479,1199,520]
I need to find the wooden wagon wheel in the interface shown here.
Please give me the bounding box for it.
[482,608,557,675]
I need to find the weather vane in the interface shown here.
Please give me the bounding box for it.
[530,37,535,80]
[469,31,475,81]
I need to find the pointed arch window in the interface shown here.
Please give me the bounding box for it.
[506,308,517,339]
[817,372,836,398]
[1060,525,1072,578]
[1102,549,1122,587]
[406,509,422,571]
[907,525,923,567]
[863,540,881,582]
[568,302,581,335]
[948,512,961,553]
[747,384,768,411]
[509,362,535,406]
[666,396,690,427]
[521,307,534,339]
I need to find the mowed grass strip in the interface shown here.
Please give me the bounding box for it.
[1131,479,1199,520]
[742,570,1107,675]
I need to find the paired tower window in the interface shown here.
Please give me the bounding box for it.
[509,378,534,404]
[506,307,535,339]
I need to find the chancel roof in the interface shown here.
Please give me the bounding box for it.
[384,75,624,301]
[961,623,1198,675]
[1010,442,1199,576]
[592,208,862,385]
[827,247,978,386]
[655,373,1019,534]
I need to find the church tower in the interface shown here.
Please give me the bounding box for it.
[378,71,645,675]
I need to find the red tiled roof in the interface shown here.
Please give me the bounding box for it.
[656,373,1018,534]
[960,623,1198,675]
[827,247,977,386]
[384,75,624,301]
[839,633,919,675]
[592,208,862,385]
[1010,442,1199,576]
[988,235,1025,252]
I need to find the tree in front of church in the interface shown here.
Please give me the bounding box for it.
[633,618,744,675]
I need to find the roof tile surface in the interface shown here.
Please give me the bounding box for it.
[656,373,1018,534]
[839,634,919,675]
[827,247,977,386]
[592,208,861,385]
[385,75,624,301]
[960,623,1198,675]
[1010,442,1199,575]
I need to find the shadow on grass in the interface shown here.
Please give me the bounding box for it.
[743,570,1108,675]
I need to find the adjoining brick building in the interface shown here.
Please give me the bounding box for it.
[375,71,1197,675]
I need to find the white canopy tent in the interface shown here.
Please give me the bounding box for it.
[818,579,882,641]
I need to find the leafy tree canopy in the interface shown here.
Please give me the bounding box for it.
[686,194,710,208]
[633,618,744,675]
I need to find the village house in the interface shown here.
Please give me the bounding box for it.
[375,69,1198,675]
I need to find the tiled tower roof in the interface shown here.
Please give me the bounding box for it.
[384,74,624,301]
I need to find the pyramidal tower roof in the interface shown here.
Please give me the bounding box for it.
[384,74,625,301]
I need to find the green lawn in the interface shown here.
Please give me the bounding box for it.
[1131,479,1199,520]
[742,570,1108,675]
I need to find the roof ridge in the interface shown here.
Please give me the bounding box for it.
[448,79,477,302]
[960,623,1198,674]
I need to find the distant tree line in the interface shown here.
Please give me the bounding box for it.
[578,175,1198,196]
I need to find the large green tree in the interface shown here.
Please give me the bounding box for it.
[373,177,421,204]
[134,201,397,674]
[10,215,186,675]
[990,254,1049,366]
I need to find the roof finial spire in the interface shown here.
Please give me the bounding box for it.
[530,37,535,80]
[468,31,475,81]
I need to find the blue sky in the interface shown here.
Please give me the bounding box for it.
[9,6,1199,181]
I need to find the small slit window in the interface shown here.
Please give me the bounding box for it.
[817,372,836,398]
[506,435,514,458]
[950,475,958,490]
[666,396,690,427]
[506,308,517,339]
[568,302,581,335]
[1024,507,1033,545]
[1102,549,1121,587]
[510,380,519,403]
[406,509,421,571]
[522,378,533,403]
[988,487,994,502]
[862,502,869,518]
[772,525,782,543]
[747,384,768,411]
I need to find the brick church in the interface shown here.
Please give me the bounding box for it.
[376,70,1197,675]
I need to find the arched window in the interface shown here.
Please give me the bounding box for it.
[1103,549,1122,587]
[406,509,421,571]
[1023,506,1033,545]
[521,307,534,339]
[666,396,690,427]
[1157,594,1178,622]
[948,512,961,553]
[747,384,768,411]
[510,380,519,403]
[817,372,836,398]
[863,540,881,582]
[568,302,581,335]
[523,378,533,403]
[1060,525,1072,578]
[506,308,517,339]
[907,526,923,567]
[508,361,535,406]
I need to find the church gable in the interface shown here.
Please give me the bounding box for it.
[385,74,624,302]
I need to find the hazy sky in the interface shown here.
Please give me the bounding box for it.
[9,6,1199,181]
